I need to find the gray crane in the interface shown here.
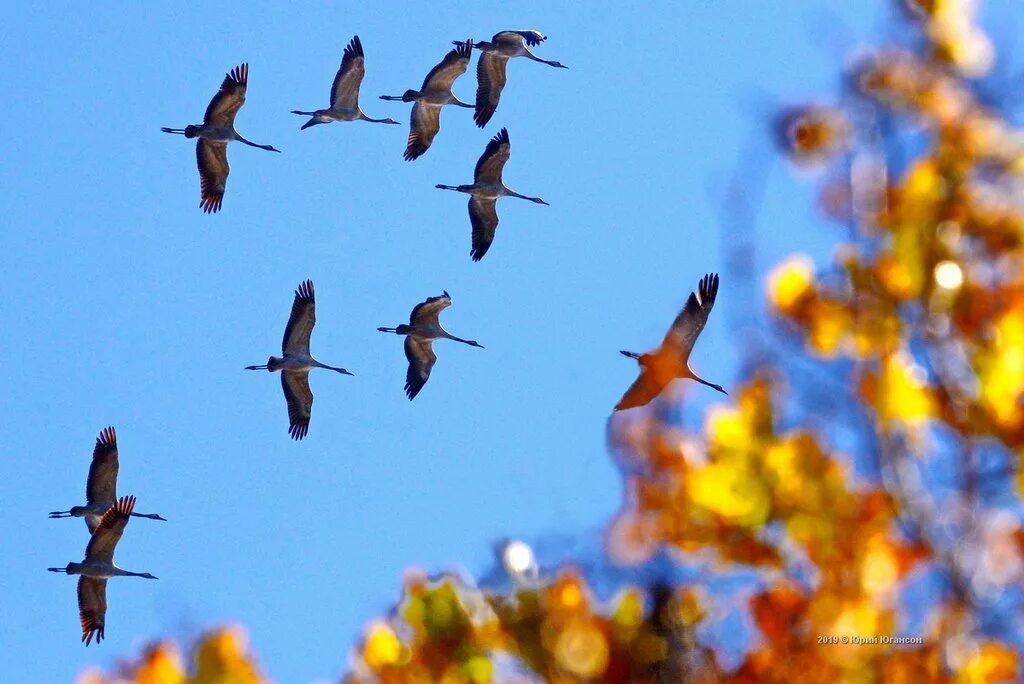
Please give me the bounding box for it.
[49,427,167,532]
[463,31,567,128]
[380,40,474,160]
[291,36,400,130]
[161,63,280,213]
[48,495,158,646]
[378,291,483,399]
[436,128,548,261]
[616,273,727,410]
[246,280,353,440]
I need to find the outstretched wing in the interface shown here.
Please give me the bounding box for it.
[196,140,229,214]
[469,197,499,262]
[494,30,547,47]
[283,279,316,356]
[405,102,440,161]
[281,370,313,440]
[84,495,135,565]
[474,53,508,128]
[404,336,436,400]
[409,291,452,326]
[421,40,472,92]
[474,127,510,183]
[86,426,118,506]
[662,273,720,359]
[614,367,669,411]
[77,576,107,646]
[331,36,365,111]
[204,63,248,128]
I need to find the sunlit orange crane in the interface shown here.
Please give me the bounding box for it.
[161,63,280,213]
[291,36,400,130]
[380,40,474,160]
[436,128,548,261]
[616,273,727,410]
[464,31,567,128]
[48,496,158,646]
[49,427,167,532]
[246,280,353,439]
[378,291,483,399]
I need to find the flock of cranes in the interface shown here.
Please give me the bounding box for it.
[51,27,729,647]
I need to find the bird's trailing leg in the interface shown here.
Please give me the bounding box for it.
[48,510,75,518]
[619,350,641,360]
[245,364,270,370]
[160,127,188,135]
[377,326,399,333]
[435,184,462,192]
[47,566,69,573]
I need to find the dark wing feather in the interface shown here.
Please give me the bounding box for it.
[281,371,313,440]
[197,140,229,214]
[404,102,440,161]
[203,63,248,127]
[474,53,508,128]
[331,36,365,110]
[469,197,499,262]
[84,495,135,565]
[409,292,452,326]
[421,40,472,92]
[77,576,107,646]
[86,426,118,505]
[474,127,510,183]
[514,30,547,46]
[662,273,720,359]
[282,279,316,356]
[404,336,436,400]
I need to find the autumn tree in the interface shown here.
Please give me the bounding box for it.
[84,2,1023,682]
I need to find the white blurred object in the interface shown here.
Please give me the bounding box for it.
[500,539,539,584]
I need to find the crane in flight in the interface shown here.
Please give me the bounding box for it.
[464,31,567,128]
[616,273,727,410]
[436,128,548,261]
[246,280,353,440]
[48,495,158,646]
[161,63,280,213]
[380,40,474,160]
[49,427,167,532]
[291,36,400,130]
[378,291,483,399]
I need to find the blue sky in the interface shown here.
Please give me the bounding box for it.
[3,1,1019,681]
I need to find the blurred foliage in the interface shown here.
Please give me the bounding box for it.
[83,1,1024,682]
[77,626,265,684]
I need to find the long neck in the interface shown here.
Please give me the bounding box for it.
[359,113,398,124]
[313,360,352,374]
[524,50,560,67]
[130,512,166,521]
[235,133,277,151]
[506,189,540,202]
[687,368,727,394]
[443,331,478,346]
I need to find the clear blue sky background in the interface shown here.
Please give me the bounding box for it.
[2,1,1020,681]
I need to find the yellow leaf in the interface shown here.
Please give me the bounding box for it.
[768,255,815,314]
